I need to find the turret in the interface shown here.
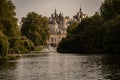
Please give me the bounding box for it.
[79,6,82,13]
[55,8,57,14]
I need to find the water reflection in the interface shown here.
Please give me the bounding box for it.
[0,60,18,80]
[0,53,120,80]
[101,54,120,80]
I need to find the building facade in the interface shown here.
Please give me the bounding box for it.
[47,9,69,47]
[47,8,87,47]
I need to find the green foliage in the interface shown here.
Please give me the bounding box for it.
[0,0,19,59]
[19,36,35,53]
[100,0,120,53]
[0,0,16,17]
[104,15,120,53]
[67,21,79,35]
[9,37,20,49]
[21,12,49,46]
[100,0,120,21]
[0,0,18,38]
[0,18,18,37]
[0,31,9,57]
[34,46,44,51]
[9,36,35,53]
[58,0,120,53]
[57,13,104,53]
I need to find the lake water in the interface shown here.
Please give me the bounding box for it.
[0,49,120,80]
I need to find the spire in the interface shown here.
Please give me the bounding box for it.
[55,7,57,14]
[79,5,82,12]
[59,11,63,16]
[60,11,62,15]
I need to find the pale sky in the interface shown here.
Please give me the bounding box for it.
[12,0,104,23]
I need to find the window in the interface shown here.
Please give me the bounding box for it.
[51,37,53,42]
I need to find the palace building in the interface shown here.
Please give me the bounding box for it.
[47,8,87,47]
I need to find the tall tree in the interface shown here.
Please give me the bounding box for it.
[100,0,120,21]
[104,15,120,53]
[100,0,120,53]
[21,12,49,46]
[0,0,21,57]
[0,0,18,38]
[57,12,104,53]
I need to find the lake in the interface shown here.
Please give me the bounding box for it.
[0,48,120,80]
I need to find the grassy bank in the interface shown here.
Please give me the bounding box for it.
[8,54,22,60]
[0,54,22,60]
[34,46,45,51]
[0,46,46,60]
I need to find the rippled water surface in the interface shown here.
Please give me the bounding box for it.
[0,50,120,80]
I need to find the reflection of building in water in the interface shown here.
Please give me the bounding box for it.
[47,8,87,47]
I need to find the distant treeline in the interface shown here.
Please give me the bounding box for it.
[57,0,120,53]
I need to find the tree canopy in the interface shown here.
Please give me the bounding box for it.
[104,15,120,53]
[0,0,18,38]
[0,0,35,59]
[57,0,120,53]
[100,0,120,21]
[0,0,19,58]
[57,13,104,53]
[21,12,49,46]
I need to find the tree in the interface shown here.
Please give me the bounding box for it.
[104,15,120,53]
[67,21,79,35]
[100,0,120,21]
[21,12,49,46]
[0,0,21,51]
[0,0,22,58]
[0,31,9,57]
[58,0,120,53]
[100,0,120,53]
[0,0,19,38]
[75,13,104,52]
[57,12,104,53]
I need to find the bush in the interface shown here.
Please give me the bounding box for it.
[8,36,35,54]
[9,37,20,49]
[19,36,35,53]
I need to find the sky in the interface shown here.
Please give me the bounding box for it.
[12,0,104,23]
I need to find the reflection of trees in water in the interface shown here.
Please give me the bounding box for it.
[0,60,17,70]
[101,54,120,80]
[0,60,18,80]
[82,54,120,80]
